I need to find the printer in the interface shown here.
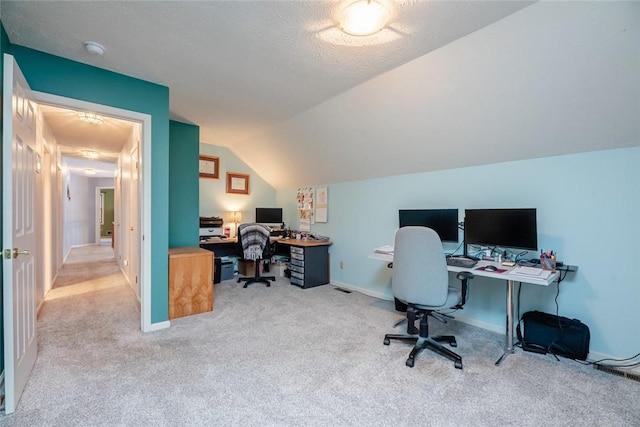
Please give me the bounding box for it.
[199,216,224,239]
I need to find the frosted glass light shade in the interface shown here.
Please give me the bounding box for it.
[340,0,390,36]
[78,111,104,125]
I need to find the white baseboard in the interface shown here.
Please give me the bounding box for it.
[71,243,96,249]
[330,281,509,337]
[331,280,640,364]
[452,313,505,336]
[330,280,392,301]
[586,350,640,371]
[145,321,170,333]
[36,299,45,316]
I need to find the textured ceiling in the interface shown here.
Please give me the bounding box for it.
[1,1,537,185]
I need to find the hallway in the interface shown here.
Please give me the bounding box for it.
[6,246,142,424]
[52,243,121,290]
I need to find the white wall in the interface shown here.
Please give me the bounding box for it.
[62,171,114,257]
[116,124,137,289]
[35,110,62,308]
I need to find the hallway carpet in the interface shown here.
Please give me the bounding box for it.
[52,245,120,289]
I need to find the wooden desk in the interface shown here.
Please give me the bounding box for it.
[169,247,213,319]
[277,239,332,289]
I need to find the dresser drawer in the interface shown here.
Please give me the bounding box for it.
[290,246,304,255]
[289,258,304,267]
[289,264,304,274]
[290,271,304,280]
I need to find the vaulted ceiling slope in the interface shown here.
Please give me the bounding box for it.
[2,2,639,189]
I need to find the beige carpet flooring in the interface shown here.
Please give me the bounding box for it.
[1,250,636,425]
[52,244,121,289]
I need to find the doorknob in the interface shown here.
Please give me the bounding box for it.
[3,248,30,259]
[130,226,135,231]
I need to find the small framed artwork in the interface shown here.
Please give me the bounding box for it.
[199,155,220,179]
[226,172,250,195]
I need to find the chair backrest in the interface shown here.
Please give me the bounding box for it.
[237,223,271,261]
[392,226,449,306]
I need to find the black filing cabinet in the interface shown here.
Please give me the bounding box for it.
[288,245,329,288]
[214,257,234,283]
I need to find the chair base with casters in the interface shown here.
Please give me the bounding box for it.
[237,259,275,288]
[384,305,463,369]
[389,271,474,348]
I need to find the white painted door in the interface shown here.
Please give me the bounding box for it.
[2,54,38,414]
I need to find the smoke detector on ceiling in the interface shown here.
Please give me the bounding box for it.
[83,41,105,56]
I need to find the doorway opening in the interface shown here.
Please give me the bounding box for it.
[33,90,153,332]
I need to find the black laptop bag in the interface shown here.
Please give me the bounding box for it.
[518,310,590,361]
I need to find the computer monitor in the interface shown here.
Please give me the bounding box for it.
[255,207,283,227]
[398,209,459,243]
[463,208,538,251]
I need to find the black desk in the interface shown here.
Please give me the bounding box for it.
[277,239,332,288]
[199,238,238,258]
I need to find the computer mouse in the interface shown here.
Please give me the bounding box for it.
[485,265,498,272]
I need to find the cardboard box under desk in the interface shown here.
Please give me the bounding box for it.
[239,259,260,276]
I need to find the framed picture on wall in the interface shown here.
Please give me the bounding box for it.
[199,155,220,179]
[226,172,250,195]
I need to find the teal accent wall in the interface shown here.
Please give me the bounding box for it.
[9,45,170,325]
[0,21,10,374]
[169,120,199,247]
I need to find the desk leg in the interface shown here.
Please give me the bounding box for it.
[495,279,515,366]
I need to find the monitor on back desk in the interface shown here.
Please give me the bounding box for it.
[398,209,459,243]
[463,208,538,253]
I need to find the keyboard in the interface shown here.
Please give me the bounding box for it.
[510,266,552,279]
[446,257,477,268]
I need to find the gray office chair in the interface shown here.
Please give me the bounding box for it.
[236,223,276,288]
[384,226,473,369]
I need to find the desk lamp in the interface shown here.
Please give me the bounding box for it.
[233,211,242,237]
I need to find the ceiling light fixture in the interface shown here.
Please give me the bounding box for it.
[84,168,97,176]
[82,150,99,159]
[78,111,104,125]
[340,0,391,36]
[83,41,105,56]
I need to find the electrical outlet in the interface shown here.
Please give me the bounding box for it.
[340,261,344,269]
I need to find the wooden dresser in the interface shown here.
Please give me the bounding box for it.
[168,247,214,319]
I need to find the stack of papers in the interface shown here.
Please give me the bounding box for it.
[374,245,394,255]
[510,266,552,279]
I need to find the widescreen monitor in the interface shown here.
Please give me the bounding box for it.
[398,209,459,242]
[255,207,283,225]
[464,208,538,251]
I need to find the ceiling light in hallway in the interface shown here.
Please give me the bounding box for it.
[82,150,99,159]
[78,111,104,125]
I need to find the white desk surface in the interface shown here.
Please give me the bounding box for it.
[369,252,559,286]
